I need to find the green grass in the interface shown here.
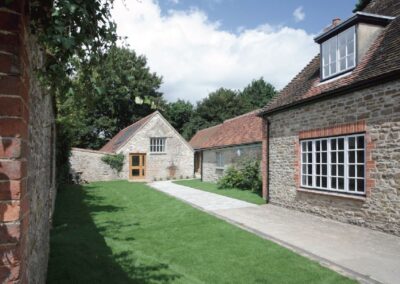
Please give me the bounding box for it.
[47,180,355,283]
[174,179,265,205]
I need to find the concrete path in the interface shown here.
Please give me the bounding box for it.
[150,181,400,284]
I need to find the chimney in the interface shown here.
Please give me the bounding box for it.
[332,18,341,27]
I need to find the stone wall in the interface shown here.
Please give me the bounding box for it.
[265,79,400,235]
[118,113,194,181]
[202,144,262,182]
[0,1,56,282]
[70,148,121,182]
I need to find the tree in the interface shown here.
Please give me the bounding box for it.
[238,78,276,113]
[163,100,194,134]
[58,46,164,149]
[353,0,371,12]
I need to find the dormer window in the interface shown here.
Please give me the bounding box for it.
[315,12,395,82]
[322,26,355,79]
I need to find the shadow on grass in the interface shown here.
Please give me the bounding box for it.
[47,184,180,283]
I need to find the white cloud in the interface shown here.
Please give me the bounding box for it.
[293,6,305,22]
[112,0,317,102]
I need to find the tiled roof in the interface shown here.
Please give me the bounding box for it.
[189,110,263,150]
[100,112,155,153]
[259,0,400,115]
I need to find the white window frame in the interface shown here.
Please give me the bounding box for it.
[150,137,166,153]
[322,26,356,80]
[216,152,224,169]
[300,134,366,195]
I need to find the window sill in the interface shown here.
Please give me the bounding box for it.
[297,187,366,201]
[149,152,167,155]
[215,167,225,171]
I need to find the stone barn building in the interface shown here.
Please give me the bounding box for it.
[258,0,400,236]
[71,111,194,182]
[190,111,263,182]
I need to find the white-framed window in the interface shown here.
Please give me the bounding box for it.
[300,134,365,195]
[216,152,224,169]
[150,138,166,153]
[322,26,356,79]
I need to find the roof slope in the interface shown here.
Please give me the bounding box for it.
[259,0,400,115]
[190,111,263,150]
[100,112,155,153]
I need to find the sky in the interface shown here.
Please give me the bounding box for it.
[112,0,357,102]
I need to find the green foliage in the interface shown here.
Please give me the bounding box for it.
[217,160,262,193]
[163,100,194,134]
[238,78,277,113]
[101,153,124,173]
[353,0,371,12]
[58,46,163,149]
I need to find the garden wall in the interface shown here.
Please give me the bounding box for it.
[0,0,56,282]
[70,148,121,182]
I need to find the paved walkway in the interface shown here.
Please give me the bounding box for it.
[150,181,400,284]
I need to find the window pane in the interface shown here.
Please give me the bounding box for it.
[349,178,356,191]
[338,165,344,176]
[302,175,306,185]
[302,153,307,163]
[330,62,337,74]
[308,141,312,151]
[308,153,312,163]
[316,176,321,187]
[322,153,327,163]
[132,156,140,166]
[316,165,320,174]
[322,177,327,188]
[316,141,320,151]
[331,139,337,150]
[357,165,364,178]
[357,179,365,192]
[340,57,346,71]
[316,153,320,163]
[308,165,312,174]
[331,178,337,189]
[338,138,344,150]
[349,165,355,177]
[308,176,312,185]
[331,152,337,163]
[349,151,355,163]
[302,142,306,152]
[347,55,355,68]
[338,178,344,190]
[322,140,327,151]
[349,137,355,149]
[302,164,307,174]
[331,165,337,175]
[338,152,344,163]
[132,169,140,176]
[357,136,364,148]
[357,150,364,163]
[322,165,327,175]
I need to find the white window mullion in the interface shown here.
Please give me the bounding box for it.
[312,140,316,188]
[344,137,349,193]
[327,138,331,190]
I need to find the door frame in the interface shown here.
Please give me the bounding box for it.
[129,153,146,180]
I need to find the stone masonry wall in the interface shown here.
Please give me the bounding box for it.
[0,1,56,282]
[266,79,400,235]
[119,113,194,181]
[70,148,121,182]
[202,144,262,182]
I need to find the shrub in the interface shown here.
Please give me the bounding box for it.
[217,166,243,189]
[101,153,124,173]
[217,160,262,193]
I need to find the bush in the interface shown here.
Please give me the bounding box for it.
[217,160,262,194]
[101,153,124,173]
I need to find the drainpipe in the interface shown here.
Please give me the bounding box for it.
[200,150,204,182]
[261,117,270,202]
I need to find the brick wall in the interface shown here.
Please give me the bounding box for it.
[264,79,400,235]
[0,0,56,282]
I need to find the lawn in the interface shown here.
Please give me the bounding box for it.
[47,180,354,283]
[174,179,265,205]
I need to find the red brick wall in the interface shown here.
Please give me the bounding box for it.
[1,0,32,282]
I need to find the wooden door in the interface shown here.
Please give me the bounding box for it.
[129,154,146,180]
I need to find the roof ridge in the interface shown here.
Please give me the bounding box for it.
[223,109,260,123]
